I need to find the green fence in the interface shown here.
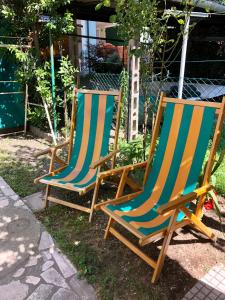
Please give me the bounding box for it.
[0,51,24,133]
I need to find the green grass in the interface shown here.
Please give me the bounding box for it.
[0,151,39,196]
[0,141,47,197]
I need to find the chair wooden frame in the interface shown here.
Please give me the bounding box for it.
[95,93,225,283]
[34,88,131,221]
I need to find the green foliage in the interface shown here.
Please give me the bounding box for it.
[8,48,36,84]
[0,1,78,134]
[118,134,150,165]
[35,62,52,105]
[58,55,78,102]
[45,11,75,35]
[57,55,78,137]
[119,68,129,134]
[0,1,75,36]
[28,107,48,130]
[99,0,191,158]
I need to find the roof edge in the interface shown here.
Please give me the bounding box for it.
[171,0,225,13]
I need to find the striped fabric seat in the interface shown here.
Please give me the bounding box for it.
[104,102,216,236]
[40,91,115,192]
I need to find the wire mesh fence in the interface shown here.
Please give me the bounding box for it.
[157,77,225,102]
[79,72,120,90]
[80,72,225,102]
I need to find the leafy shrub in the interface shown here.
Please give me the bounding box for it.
[28,107,48,131]
[117,134,151,166]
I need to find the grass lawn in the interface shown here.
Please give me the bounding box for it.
[0,134,49,197]
[0,133,225,300]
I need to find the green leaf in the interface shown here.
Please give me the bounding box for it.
[95,3,102,11]
[103,0,111,7]
[177,19,184,25]
[109,14,117,23]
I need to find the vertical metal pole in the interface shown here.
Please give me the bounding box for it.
[87,21,90,74]
[128,39,140,141]
[178,14,190,99]
[24,83,28,134]
[49,30,57,139]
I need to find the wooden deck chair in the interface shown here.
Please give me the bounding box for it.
[34,89,122,221]
[95,93,225,283]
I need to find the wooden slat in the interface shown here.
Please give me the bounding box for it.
[104,217,114,239]
[95,190,142,210]
[99,161,147,179]
[79,182,96,195]
[78,89,120,97]
[54,156,68,167]
[34,147,51,158]
[196,96,225,218]
[68,91,77,162]
[162,102,220,114]
[126,177,142,191]
[144,92,165,185]
[101,205,144,238]
[151,209,179,283]
[90,150,119,169]
[109,227,157,269]
[34,165,68,184]
[139,219,190,246]
[48,196,91,213]
[180,207,215,240]
[116,168,129,198]
[163,97,222,109]
[157,184,212,215]
[112,90,123,167]
[40,178,95,195]
[34,140,70,158]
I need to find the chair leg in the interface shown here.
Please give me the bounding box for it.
[151,210,179,283]
[181,207,215,240]
[44,185,51,208]
[104,217,114,240]
[116,169,128,198]
[89,178,101,223]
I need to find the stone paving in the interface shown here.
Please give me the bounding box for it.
[182,265,225,300]
[0,176,96,300]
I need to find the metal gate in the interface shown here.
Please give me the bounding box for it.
[0,49,25,134]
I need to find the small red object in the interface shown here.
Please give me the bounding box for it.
[204,198,214,210]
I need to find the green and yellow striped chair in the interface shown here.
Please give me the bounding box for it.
[34,89,122,221]
[95,93,225,283]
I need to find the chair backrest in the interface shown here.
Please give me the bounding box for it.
[68,89,121,172]
[142,94,225,211]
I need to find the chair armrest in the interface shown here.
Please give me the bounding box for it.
[34,140,70,158]
[98,161,147,180]
[157,184,212,215]
[90,149,119,169]
[95,190,143,210]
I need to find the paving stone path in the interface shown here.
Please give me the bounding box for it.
[0,176,96,300]
[182,265,225,300]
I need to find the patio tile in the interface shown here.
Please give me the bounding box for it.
[182,265,225,300]
[0,176,96,300]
